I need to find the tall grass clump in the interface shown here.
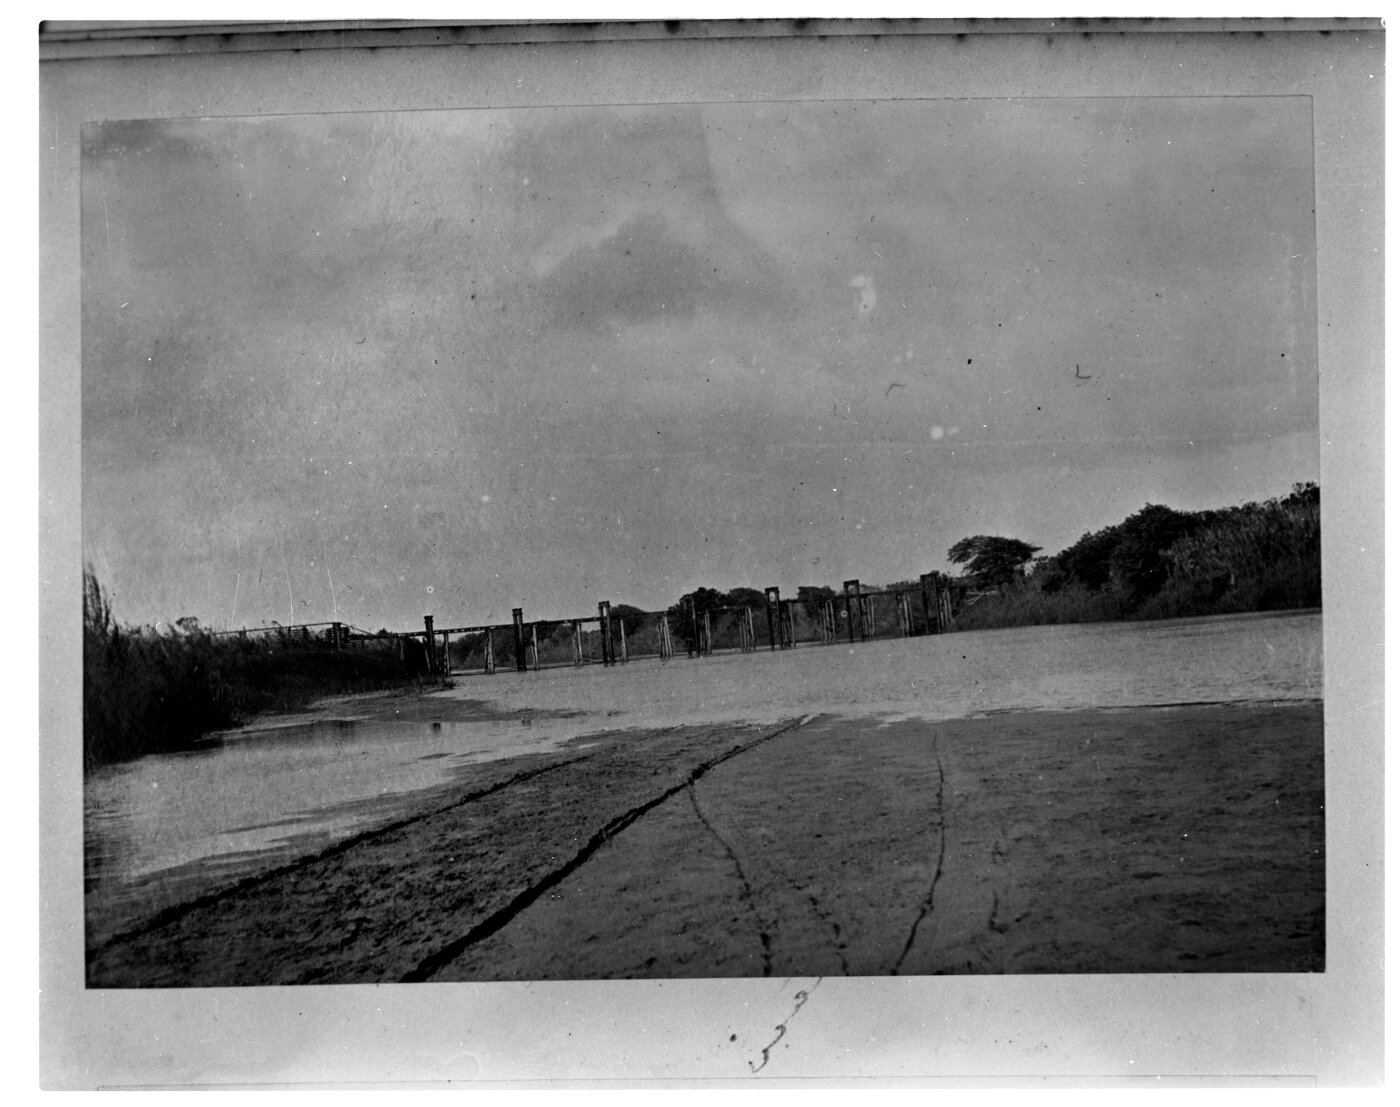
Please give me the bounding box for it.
[83,567,428,772]
[84,567,233,769]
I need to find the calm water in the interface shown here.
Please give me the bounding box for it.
[85,610,1321,938]
[441,609,1322,730]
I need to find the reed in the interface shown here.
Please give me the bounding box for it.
[83,568,428,771]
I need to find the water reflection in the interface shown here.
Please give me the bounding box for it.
[84,714,601,943]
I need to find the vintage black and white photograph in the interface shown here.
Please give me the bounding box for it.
[43,18,1382,1087]
[80,89,1325,986]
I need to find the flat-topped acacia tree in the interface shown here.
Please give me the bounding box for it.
[947,536,1043,592]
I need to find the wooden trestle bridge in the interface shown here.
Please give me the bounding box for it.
[214,576,970,678]
[392,576,965,678]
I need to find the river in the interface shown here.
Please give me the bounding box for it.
[84,609,1322,944]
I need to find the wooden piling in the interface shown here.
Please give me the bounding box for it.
[573,620,583,666]
[659,614,673,660]
[842,580,860,643]
[484,628,496,675]
[598,602,613,666]
[703,610,712,656]
[619,618,629,663]
[531,624,540,670]
[423,615,435,674]
[512,608,527,672]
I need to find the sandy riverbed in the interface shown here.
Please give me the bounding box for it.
[86,697,1322,986]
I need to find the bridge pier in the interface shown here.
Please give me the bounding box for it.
[598,602,614,666]
[842,580,862,642]
[512,608,527,672]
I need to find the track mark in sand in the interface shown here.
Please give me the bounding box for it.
[86,755,588,963]
[694,711,849,975]
[988,891,1010,934]
[404,716,812,983]
[891,734,947,974]
[763,852,852,976]
[688,782,773,976]
[748,978,822,1074]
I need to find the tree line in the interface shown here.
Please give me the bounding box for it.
[945,482,1320,630]
[654,482,1319,639]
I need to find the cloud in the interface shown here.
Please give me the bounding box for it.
[534,212,780,330]
[79,99,1319,627]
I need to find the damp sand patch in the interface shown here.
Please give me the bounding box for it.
[87,701,1322,985]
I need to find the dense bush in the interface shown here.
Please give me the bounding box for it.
[1153,491,1321,616]
[945,484,1320,631]
[948,581,1129,632]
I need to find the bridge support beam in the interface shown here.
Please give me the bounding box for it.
[512,608,527,672]
[843,580,863,643]
[764,586,781,650]
[598,602,613,665]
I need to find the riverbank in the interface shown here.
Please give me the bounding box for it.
[87,698,1323,985]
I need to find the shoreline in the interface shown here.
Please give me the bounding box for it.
[87,698,1324,984]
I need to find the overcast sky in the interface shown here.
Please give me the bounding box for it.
[82,96,1318,630]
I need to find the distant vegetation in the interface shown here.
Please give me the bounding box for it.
[83,568,434,771]
[652,484,1320,640]
[949,483,1321,631]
